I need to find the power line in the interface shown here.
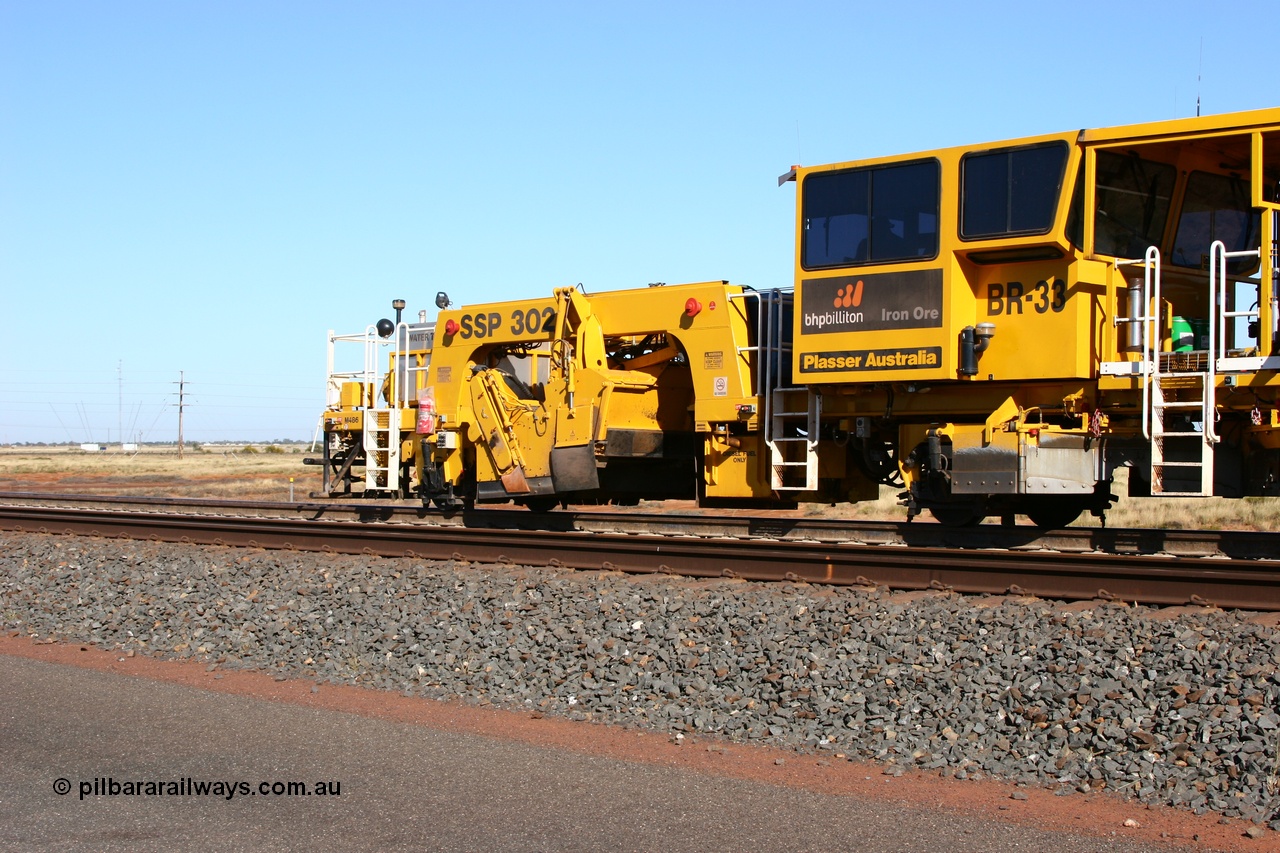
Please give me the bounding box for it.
[47,404,76,443]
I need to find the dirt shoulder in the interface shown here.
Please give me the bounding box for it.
[1,635,1268,852]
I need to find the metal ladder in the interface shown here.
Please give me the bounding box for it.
[1114,246,1217,496]
[1110,235,1271,497]
[733,288,820,493]
[1149,373,1213,496]
[359,319,435,495]
[361,408,401,493]
[768,387,820,491]
[321,320,433,496]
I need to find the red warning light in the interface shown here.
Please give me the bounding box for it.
[684,298,702,317]
[444,319,460,336]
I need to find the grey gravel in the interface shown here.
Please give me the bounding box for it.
[3,531,1279,824]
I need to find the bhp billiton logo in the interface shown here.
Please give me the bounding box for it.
[804,278,870,332]
[834,281,864,308]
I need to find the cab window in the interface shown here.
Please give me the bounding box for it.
[1092,151,1176,259]
[802,160,939,269]
[1171,170,1260,274]
[961,143,1067,239]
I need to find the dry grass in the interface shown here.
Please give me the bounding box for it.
[1073,468,1279,530]
[0,446,321,501]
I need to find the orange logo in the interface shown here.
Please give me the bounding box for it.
[833,280,864,308]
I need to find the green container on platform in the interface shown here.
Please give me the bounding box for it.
[1189,318,1210,351]
[1171,316,1194,352]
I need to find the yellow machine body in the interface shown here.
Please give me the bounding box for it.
[782,107,1280,523]
[319,107,1280,524]
[421,282,770,507]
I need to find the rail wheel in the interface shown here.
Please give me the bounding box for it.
[1023,502,1083,529]
[928,504,986,527]
[521,496,560,513]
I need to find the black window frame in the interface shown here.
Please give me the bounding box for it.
[959,141,1069,241]
[800,158,941,271]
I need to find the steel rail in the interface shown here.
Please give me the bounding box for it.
[1,501,1278,610]
[0,491,1276,560]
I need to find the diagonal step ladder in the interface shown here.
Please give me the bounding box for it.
[1114,246,1220,497]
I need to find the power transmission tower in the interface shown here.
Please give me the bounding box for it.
[176,372,186,459]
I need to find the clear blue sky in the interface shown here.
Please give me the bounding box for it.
[2,1,1277,444]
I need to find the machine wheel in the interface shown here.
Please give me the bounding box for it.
[1023,503,1083,529]
[521,496,560,513]
[928,504,986,527]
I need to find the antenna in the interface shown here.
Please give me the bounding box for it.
[117,360,123,447]
[1196,37,1203,117]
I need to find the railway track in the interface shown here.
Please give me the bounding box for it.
[1,491,1278,610]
